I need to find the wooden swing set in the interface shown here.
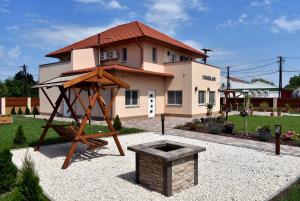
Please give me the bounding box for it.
[33,67,130,169]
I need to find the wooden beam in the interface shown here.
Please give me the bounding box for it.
[34,89,65,151]
[104,87,119,119]
[41,87,55,109]
[78,132,116,140]
[63,70,98,88]
[101,70,130,89]
[95,88,125,156]
[72,88,91,121]
[67,88,82,113]
[62,88,99,169]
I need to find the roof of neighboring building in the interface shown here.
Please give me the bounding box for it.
[221,76,278,90]
[61,65,174,78]
[47,21,207,58]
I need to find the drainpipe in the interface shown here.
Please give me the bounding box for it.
[136,39,143,69]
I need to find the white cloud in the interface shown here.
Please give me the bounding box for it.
[23,20,127,47]
[0,45,22,65]
[145,0,206,35]
[183,40,202,50]
[250,0,275,7]
[74,0,127,9]
[273,16,300,32]
[216,14,248,29]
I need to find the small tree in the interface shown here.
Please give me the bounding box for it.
[206,103,213,116]
[17,107,23,115]
[25,106,31,115]
[14,125,27,145]
[32,106,39,118]
[17,154,44,201]
[113,114,122,131]
[11,107,16,115]
[0,149,18,193]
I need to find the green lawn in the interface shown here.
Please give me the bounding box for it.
[0,115,143,151]
[228,115,300,134]
[273,182,300,201]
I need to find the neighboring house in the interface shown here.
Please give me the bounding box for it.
[39,21,220,119]
[220,76,279,98]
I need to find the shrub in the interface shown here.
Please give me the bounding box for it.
[207,122,222,134]
[113,114,122,131]
[11,107,16,115]
[259,101,269,112]
[223,121,234,134]
[257,125,272,141]
[17,154,44,201]
[285,103,293,113]
[0,149,18,193]
[32,106,39,117]
[14,125,27,145]
[17,107,23,115]
[25,106,31,115]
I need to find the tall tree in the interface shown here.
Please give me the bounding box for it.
[285,74,300,90]
[0,71,38,97]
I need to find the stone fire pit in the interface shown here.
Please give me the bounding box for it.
[128,140,206,196]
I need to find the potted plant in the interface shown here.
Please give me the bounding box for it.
[257,125,272,141]
[224,121,234,134]
[206,103,213,116]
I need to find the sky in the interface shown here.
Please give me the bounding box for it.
[1,0,300,86]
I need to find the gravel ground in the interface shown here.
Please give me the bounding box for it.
[11,132,300,201]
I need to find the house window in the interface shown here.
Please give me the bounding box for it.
[209,91,216,105]
[168,91,182,105]
[180,55,189,61]
[152,48,157,63]
[170,52,176,62]
[198,91,206,105]
[122,48,127,62]
[125,90,139,106]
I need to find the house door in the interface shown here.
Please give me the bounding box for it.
[148,90,156,118]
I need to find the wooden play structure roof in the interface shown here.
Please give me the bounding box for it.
[34,67,130,169]
[34,67,129,89]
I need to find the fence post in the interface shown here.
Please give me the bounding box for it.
[1,97,5,115]
[27,97,32,112]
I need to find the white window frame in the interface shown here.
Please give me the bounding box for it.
[125,90,139,107]
[209,91,216,105]
[167,90,182,105]
[198,90,206,106]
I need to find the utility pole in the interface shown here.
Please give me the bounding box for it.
[21,64,28,97]
[226,66,230,89]
[278,57,284,99]
[225,66,230,121]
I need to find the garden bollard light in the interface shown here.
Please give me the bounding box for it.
[275,125,281,155]
[161,114,165,135]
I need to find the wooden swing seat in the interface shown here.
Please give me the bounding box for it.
[50,124,108,150]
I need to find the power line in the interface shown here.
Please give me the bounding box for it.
[233,70,279,79]
[230,62,277,73]
[224,57,276,68]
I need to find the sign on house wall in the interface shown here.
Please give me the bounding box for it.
[202,75,216,81]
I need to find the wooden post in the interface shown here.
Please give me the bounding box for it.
[62,88,99,169]
[34,89,65,151]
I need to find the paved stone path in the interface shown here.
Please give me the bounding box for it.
[124,117,300,157]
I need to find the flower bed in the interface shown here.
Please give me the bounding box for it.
[176,116,300,147]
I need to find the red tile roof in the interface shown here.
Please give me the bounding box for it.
[229,77,249,83]
[47,21,206,58]
[61,65,174,78]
